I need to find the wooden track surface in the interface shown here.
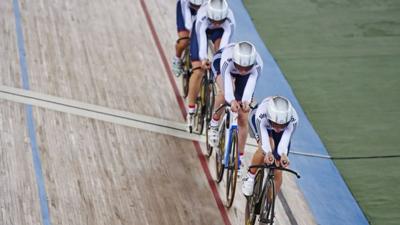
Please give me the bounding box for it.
[0,0,316,224]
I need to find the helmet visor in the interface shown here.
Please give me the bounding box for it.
[189,3,201,9]
[208,18,226,25]
[234,62,253,75]
[269,119,289,132]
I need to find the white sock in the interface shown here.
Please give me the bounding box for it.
[247,172,256,179]
[210,118,219,127]
[188,105,196,114]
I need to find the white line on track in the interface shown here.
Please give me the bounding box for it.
[0,85,329,159]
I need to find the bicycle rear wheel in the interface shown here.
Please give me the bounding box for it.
[181,48,191,98]
[259,177,275,225]
[225,128,239,208]
[215,120,225,183]
[245,169,265,225]
[193,78,206,134]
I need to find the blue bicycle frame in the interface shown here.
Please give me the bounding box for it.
[222,107,239,168]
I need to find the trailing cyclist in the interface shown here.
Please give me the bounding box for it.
[186,0,235,129]
[172,0,205,77]
[208,41,263,175]
[242,96,299,197]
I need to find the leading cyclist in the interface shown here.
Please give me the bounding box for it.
[242,96,299,197]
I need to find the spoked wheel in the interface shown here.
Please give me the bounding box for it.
[215,120,225,183]
[205,123,213,158]
[204,78,215,158]
[245,170,265,225]
[181,49,191,98]
[182,71,190,98]
[225,129,239,208]
[259,178,275,225]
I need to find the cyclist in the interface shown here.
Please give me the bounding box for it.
[186,0,235,129]
[172,0,205,77]
[208,41,263,175]
[242,96,299,197]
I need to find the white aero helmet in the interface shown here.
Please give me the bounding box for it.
[266,96,294,125]
[189,0,205,6]
[207,0,229,21]
[233,41,257,67]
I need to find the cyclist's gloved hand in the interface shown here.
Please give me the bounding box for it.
[280,154,290,168]
[264,151,274,165]
[201,59,210,70]
[242,101,251,112]
[231,100,240,112]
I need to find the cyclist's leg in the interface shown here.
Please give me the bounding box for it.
[212,75,225,119]
[210,53,224,123]
[238,108,249,157]
[187,24,204,115]
[208,28,224,51]
[173,1,190,76]
[175,31,190,58]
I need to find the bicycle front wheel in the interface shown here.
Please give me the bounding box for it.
[204,78,215,158]
[245,169,265,225]
[259,177,275,225]
[225,128,238,208]
[215,120,225,183]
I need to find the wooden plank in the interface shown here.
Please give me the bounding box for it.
[0,100,42,225]
[18,0,182,122]
[32,107,224,225]
[0,1,21,88]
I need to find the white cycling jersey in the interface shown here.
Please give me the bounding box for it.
[194,3,235,61]
[179,0,199,31]
[255,97,299,156]
[220,43,263,104]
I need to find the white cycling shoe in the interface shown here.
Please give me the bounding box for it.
[242,173,255,196]
[172,56,183,77]
[187,113,194,133]
[207,126,219,147]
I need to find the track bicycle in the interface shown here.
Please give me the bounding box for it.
[214,103,240,208]
[245,164,300,225]
[189,41,216,135]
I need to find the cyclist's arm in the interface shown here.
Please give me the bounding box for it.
[240,69,259,104]
[183,3,193,31]
[218,22,234,50]
[277,122,295,156]
[258,117,272,154]
[198,21,208,61]
[223,62,236,104]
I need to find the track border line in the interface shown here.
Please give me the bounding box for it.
[139,1,232,225]
[12,1,52,225]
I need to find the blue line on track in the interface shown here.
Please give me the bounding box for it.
[230,0,369,224]
[13,1,52,225]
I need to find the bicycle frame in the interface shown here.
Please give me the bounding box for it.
[222,107,238,167]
